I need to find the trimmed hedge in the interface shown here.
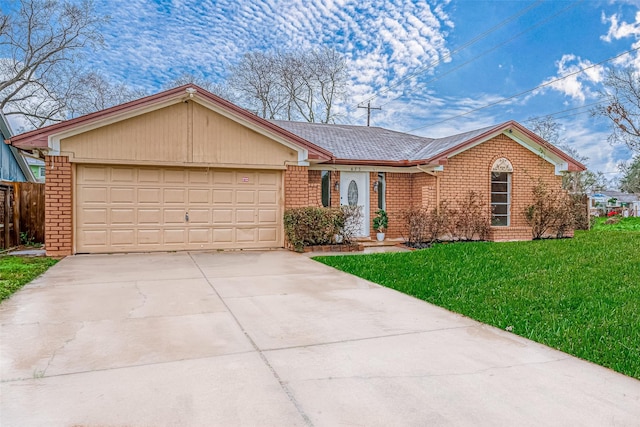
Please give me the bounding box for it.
[284,207,344,252]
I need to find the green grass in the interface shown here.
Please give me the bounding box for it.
[0,256,59,302]
[314,230,640,379]
[592,216,640,231]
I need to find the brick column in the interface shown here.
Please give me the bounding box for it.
[284,165,309,208]
[45,156,72,256]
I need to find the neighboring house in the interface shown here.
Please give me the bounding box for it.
[0,111,35,182]
[589,191,640,217]
[25,155,46,182]
[8,85,585,256]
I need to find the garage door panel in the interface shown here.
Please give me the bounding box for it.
[111,168,135,182]
[164,169,186,183]
[213,171,233,184]
[212,209,233,224]
[81,187,108,204]
[138,209,161,224]
[164,188,186,203]
[259,172,278,186]
[80,208,107,225]
[81,230,108,247]
[236,209,255,223]
[164,229,186,244]
[258,190,277,204]
[236,191,255,204]
[188,170,209,184]
[236,228,256,242]
[259,228,278,243]
[138,188,161,203]
[188,228,210,244]
[111,187,135,204]
[258,209,277,223]
[80,166,108,182]
[138,229,161,245]
[213,190,233,204]
[164,209,185,224]
[188,189,210,204]
[110,229,135,246]
[188,209,209,224]
[138,168,161,183]
[76,165,282,253]
[111,208,135,225]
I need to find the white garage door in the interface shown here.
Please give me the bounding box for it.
[76,165,282,253]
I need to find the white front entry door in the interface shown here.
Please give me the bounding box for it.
[340,172,369,237]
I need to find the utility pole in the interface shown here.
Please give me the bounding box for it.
[358,101,381,126]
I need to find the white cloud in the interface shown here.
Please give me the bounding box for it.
[538,55,604,102]
[601,11,640,42]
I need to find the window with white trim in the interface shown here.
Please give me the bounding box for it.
[491,158,513,226]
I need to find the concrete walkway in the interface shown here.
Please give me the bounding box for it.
[1,251,639,426]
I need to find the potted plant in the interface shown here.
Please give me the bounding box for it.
[373,209,388,241]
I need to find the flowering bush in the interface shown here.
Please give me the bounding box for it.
[607,211,619,217]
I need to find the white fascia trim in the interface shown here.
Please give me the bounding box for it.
[445,129,568,176]
[193,97,311,165]
[308,164,434,173]
[507,130,567,175]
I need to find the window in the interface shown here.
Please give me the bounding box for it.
[377,172,386,210]
[491,158,512,226]
[321,171,330,207]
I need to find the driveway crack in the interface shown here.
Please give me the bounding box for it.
[187,252,314,427]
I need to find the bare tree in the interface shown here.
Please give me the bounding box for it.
[619,156,640,193]
[527,116,607,194]
[228,52,287,119]
[228,48,347,123]
[64,71,148,117]
[0,0,107,127]
[594,67,640,154]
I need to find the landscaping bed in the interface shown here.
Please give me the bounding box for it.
[314,230,640,380]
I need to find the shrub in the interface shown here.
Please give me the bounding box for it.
[449,191,491,241]
[283,207,344,252]
[339,205,363,244]
[402,203,450,245]
[524,180,575,239]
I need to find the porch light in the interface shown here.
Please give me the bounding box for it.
[334,181,340,191]
[373,181,379,193]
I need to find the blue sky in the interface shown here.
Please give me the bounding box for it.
[74,1,640,181]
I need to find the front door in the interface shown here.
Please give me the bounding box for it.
[340,172,369,237]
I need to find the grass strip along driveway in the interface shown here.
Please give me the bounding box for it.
[0,256,58,302]
[315,230,640,380]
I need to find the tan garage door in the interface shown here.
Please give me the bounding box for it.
[76,165,282,253]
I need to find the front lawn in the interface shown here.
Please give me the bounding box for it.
[314,230,640,380]
[592,216,640,231]
[0,256,59,302]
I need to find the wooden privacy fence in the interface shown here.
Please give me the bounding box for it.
[0,182,45,250]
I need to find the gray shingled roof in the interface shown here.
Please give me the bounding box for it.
[271,120,502,162]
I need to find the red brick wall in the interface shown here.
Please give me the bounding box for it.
[285,165,309,208]
[437,134,561,241]
[383,173,413,238]
[45,156,73,256]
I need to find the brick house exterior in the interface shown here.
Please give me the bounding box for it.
[8,85,585,256]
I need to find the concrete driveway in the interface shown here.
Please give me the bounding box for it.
[1,251,639,426]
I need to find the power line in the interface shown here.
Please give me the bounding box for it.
[405,45,640,133]
[350,0,545,110]
[351,0,583,122]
